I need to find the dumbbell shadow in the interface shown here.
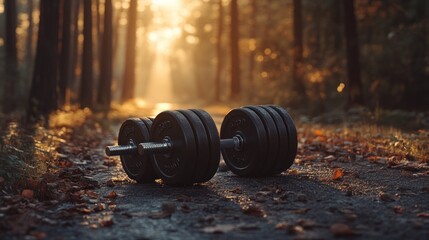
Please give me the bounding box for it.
[105,106,297,186]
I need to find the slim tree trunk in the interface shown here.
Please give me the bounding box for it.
[59,0,72,106]
[248,0,257,87]
[3,0,18,113]
[70,0,81,104]
[292,0,306,95]
[26,0,34,62]
[27,0,60,118]
[229,0,240,99]
[121,0,138,102]
[343,0,363,106]
[215,0,224,102]
[97,0,113,111]
[80,0,94,108]
[5,0,17,61]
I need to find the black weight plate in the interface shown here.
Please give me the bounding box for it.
[243,106,279,176]
[139,117,160,179]
[150,111,197,186]
[118,118,157,183]
[178,110,210,183]
[260,106,289,175]
[190,109,220,182]
[268,105,297,172]
[220,108,268,176]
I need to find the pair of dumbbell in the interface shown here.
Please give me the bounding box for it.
[105,105,297,186]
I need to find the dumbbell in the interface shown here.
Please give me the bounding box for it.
[220,105,297,176]
[105,109,220,186]
[106,106,297,185]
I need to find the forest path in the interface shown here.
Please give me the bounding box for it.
[37,106,429,239]
[1,105,428,239]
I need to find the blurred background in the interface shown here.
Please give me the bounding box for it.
[0,0,428,118]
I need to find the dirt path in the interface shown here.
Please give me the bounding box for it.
[34,114,429,240]
[1,107,428,239]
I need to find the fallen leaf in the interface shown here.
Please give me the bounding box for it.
[288,225,304,234]
[99,216,114,227]
[297,219,317,229]
[275,222,289,230]
[379,192,395,202]
[241,205,266,218]
[289,208,310,214]
[417,212,429,218]
[93,203,105,212]
[107,191,118,199]
[21,189,34,199]
[330,223,355,237]
[86,190,98,199]
[30,231,47,240]
[332,168,344,180]
[393,205,404,214]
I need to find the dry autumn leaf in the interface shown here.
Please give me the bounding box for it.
[21,189,34,199]
[241,205,267,218]
[330,223,355,237]
[332,168,345,180]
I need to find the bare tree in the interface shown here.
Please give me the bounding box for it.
[59,0,73,106]
[121,0,138,102]
[79,0,94,108]
[5,0,17,60]
[97,0,113,111]
[229,0,240,99]
[343,0,363,106]
[292,0,306,96]
[215,0,224,102]
[27,0,61,118]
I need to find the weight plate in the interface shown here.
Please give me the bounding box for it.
[260,106,289,174]
[220,108,268,176]
[243,106,279,176]
[118,118,157,183]
[190,109,220,182]
[140,117,159,179]
[178,110,211,183]
[268,105,297,172]
[150,111,197,186]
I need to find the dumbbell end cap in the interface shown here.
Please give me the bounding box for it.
[105,146,112,156]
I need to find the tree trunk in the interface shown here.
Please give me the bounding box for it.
[215,0,224,102]
[27,0,60,118]
[5,0,17,61]
[70,0,81,104]
[343,0,363,106]
[121,0,138,102]
[59,0,72,106]
[292,0,306,95]
[80,0,94,108]
[96,0,113,111]
[229,0,240,99]
[26,0,34,62]
[248,0,257,89]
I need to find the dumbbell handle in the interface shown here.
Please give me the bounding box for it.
[220,135,244,151]
[105,139,172,157]
[105,139,137,156]
[106,134,243,157]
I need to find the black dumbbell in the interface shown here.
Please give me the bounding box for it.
[106,106,297,185]
[106,109,220,186]
[220,105,297,176]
